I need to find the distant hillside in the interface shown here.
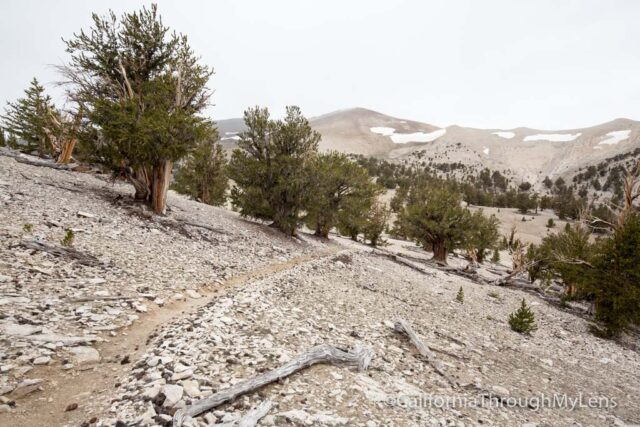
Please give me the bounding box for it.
[216,108,640,187]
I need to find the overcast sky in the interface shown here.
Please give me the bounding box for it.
[1,0,639,129]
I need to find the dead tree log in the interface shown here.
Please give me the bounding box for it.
[0,147,78,170]
[173,344,374,426]
[393,318,458,389]
[214,400,273,427]
[17,240,101,267]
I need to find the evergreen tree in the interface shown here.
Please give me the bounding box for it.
[584,213,640,337]
[362,201,391,247]
[172,131,227,206]
[508,299,537,334]
[456,286,464,303]
[395,183,471,264]
[61,5,213,214]
[546,218,555,228]
[228,106,320,235]
[1,78,56,156]
[305,151,379,238]
[466,210,500,263]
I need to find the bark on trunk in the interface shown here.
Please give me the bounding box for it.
[432,240,448,264]
[151,159,173,215]
[129,166,151,201]
[56,139,77,164]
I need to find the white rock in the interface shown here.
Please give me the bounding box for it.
[162,384,184,407]
[491,385,510,396]
[182,380,200,398]
[185,289,201,299]
[32,356,51,365]
[68,346,101,364]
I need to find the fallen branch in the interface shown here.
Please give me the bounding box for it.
[371,250,435,276]
[0,147,78,170]
[16,240,102,267]
[393,318,458,389]
[173,344,374,426]
[215,400,273,427]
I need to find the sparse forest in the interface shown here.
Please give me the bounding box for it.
[0,3,639,426]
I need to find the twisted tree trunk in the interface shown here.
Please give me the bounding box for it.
[151,159,173,215]
[432,240,448,264]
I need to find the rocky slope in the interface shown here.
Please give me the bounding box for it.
[0,155,639,427]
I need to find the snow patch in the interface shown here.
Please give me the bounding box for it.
[492,131,515,139]
[221,135,241,141]
[598,130,631,146]
[370,126,446,143]
[523,133,582,142]
[370,127,396,136]
[483,147,490,156]
[390,129,447,144]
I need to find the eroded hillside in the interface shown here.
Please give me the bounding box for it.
[0,155,639,427]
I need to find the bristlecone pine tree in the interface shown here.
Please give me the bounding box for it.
[228,106,320,236]
[61,4,213,214]
[395,183,471,264]
[362,201,391,247]
[1,78,55,157]
[305,151,379,238]
[508,299,537,334]
[172,131,227,206]
[456,287,464,303]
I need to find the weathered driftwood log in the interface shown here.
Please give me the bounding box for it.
[173,344,374,427]
[0,147,78,170]
[371,250,435,276]
[214,400,273,427]
[393,318,458,389]
[17,240,101,267]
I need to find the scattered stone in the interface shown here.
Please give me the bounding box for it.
[65,403,78,412]
[68,346,101,365]
[161,384,183,408]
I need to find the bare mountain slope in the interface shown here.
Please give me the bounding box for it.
[219,110,640,185]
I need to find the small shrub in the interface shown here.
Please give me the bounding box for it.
[546,218,555,228]
[22,223,33,233]
[488,291,501,300]
[456,286,464,304]
[61,229,75,247]
[508,299,537,334]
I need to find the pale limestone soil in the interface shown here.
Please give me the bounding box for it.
[0,155,329,421]
[109,249,640,427]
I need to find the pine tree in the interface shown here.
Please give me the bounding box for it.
[456,287,464,303]
[228,106,320,235]
[546,218,555,228]
[0,130,5,147]
[362,201,391,247]
[466,210,500,263]
[395,183,472,264]
[508,299,537,334]
[305,152,379,238]
[1,78,56,156]
[584,213,640,337]
[61,5,213,214]
[172,131,227,206]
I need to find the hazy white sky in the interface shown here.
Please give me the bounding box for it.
[1,0,639,129]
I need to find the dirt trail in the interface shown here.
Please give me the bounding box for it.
[1,247,341,427]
